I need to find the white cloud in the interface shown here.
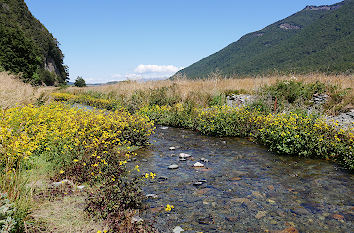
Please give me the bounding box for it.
[125,73,143,80]
[134,64,182,74]
[109,64,183,83]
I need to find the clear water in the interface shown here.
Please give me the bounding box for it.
[132,126,354,233]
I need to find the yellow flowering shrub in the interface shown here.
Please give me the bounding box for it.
[51,92,120,110]
[0,103,154,185]
[139,103,353,170]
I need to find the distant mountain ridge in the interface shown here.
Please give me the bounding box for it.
[0,0,68,85]
[174,0,354,79]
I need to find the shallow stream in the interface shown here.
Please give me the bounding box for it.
[132,126,353,233]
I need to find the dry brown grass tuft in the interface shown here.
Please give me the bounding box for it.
[0,72,54,108]
[71,73,353,101]
[31,194,107,232]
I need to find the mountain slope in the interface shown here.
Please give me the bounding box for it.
[174,0,354,79]
[0,0,68,85]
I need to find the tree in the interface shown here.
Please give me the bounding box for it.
[74,76,86,87]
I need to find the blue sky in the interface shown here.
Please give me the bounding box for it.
[25,0,340,83]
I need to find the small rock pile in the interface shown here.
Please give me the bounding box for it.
[312,93,329,105]
[226,94,254,108]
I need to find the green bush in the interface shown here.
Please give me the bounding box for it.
[74,76,86,87]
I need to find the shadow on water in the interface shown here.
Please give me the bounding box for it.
[131,126,354,233]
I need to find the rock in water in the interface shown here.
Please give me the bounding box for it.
[193,181,203,186]
[169,146,176,150]
[168,164,179,169]
[193,162,204,167]
[173,226,184,233]
[146,194,158,199]
[158,176,168,181]
[255,211,267,219]
[179,153,191,158]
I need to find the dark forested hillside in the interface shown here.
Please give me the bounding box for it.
[0,0,68,85]
[174,0,354,79]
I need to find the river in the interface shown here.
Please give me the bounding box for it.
[131,126,354,232]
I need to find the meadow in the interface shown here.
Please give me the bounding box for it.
[0,72,157,232]
[1,72,353,232]
[52,74,354,170]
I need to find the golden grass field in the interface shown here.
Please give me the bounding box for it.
[1,71,353,109]
[71,73,354,100]
[0,72,54,108]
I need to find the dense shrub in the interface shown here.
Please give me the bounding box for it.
[74,76,87,87]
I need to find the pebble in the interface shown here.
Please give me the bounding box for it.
[193,181,203,186]
[333,214,345,221]
[168,164,179,169]
[193,162,205,167]
[255,211,267,219]
[146,194,158,199]
[173,226,184,233]
[160,126,169,130]
[158,176,168,181]
[179,153,191,158]
[270,220,278,224]
[252,191,263,198]
[267,199,276,204]
[52,179,73,187]
[198,215,214,225]
[200,158,209,163]
[169,146,176,150]
[142,159,148,162]
[277,227,299,233]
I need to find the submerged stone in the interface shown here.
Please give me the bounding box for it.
[168,164,179,169]
[179,153,191,158]
[146,194,158,199]
[193,162,204,167]
[200,157,209,163]
[173,226,184,233]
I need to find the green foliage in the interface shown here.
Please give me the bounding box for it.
[208,93,226,106]
[0,25,41,82]
[85,177,143,220]
[0,0,68,84]
[175,0,354,78]
[0,193,16,233]
[139,104,354,170]
[74,76,87,87]
[262,80,326,104]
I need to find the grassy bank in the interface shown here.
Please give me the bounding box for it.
[66,74,354,115]
[0,72,54,108]
[52,75,353,171]
[0,102,155,232]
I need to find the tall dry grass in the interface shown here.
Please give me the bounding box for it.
[71,74,354,101]
[0,72,54,108]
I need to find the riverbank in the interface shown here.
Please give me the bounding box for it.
[0,102,155,232]
[52,76,354,171]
